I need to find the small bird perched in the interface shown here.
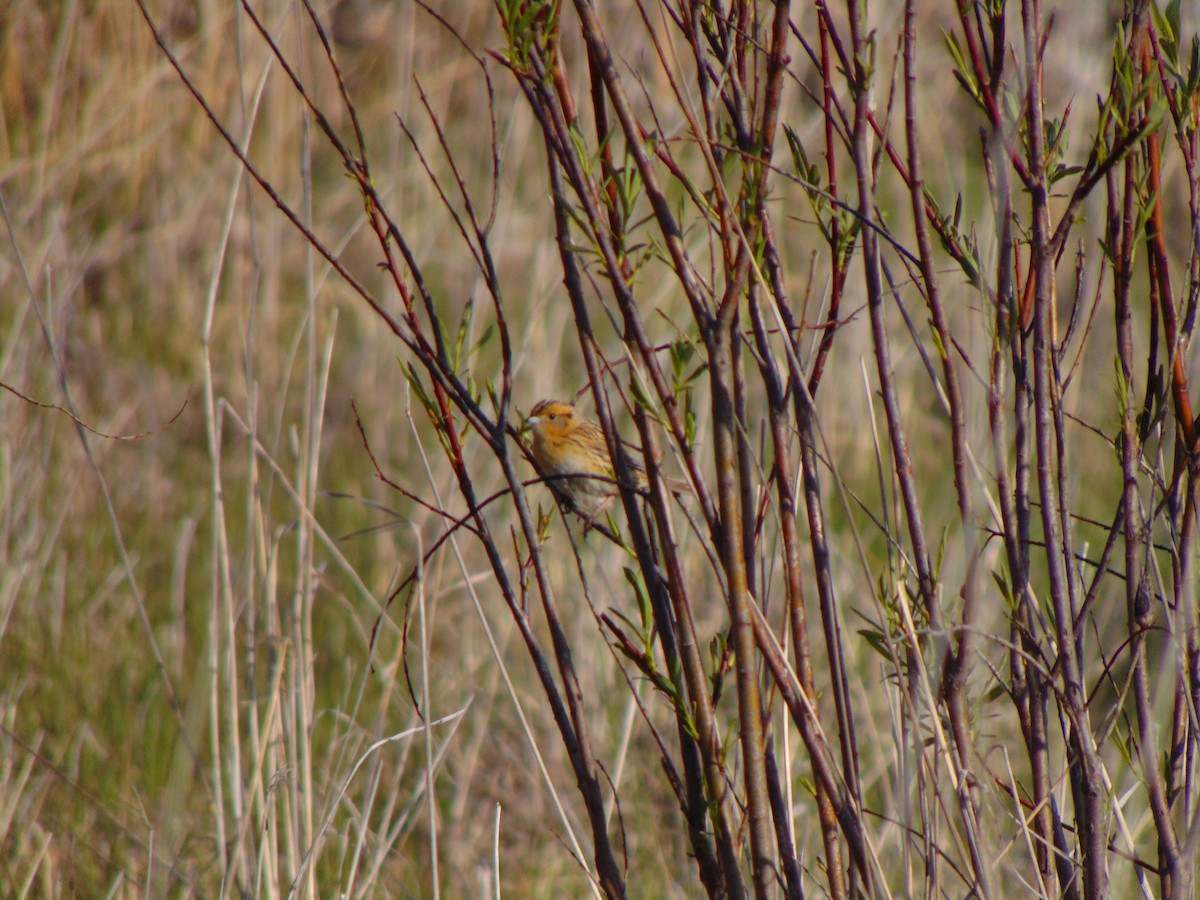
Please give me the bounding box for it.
[524,398,684,521]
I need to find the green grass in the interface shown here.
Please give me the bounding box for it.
[1,0,1192,897]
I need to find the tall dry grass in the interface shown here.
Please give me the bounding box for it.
[1,0,1198,897]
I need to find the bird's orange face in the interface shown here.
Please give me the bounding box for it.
[526,399,581,441]
[525,400,588,470]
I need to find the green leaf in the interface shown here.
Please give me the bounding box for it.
[991,568,1015,612]
[858,628,894,661]
[929,318,947,361]
[1049,163,1085,186]
[933,526,948,582]
[708,631,727,678]
[401,360,436,419]
[603,510,625,546]
[567,122,593,178]
[1187,37,1200,97]
[473,323,495,354]
[454,295,475,369]
[485,378,500,416]
[983,682,1009,703]
[669,339,695,381]
[943,29,984,109]
[630,377,654,411]
[622,566,654,636]
[1151,0,1181,64]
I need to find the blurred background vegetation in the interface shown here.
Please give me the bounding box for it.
[1,0,1195,896]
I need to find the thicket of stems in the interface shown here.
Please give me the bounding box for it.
[129,0,1200,895]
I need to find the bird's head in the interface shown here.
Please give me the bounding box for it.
[525,399,581,439]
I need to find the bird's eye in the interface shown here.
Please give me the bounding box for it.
[548,414,557,420]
